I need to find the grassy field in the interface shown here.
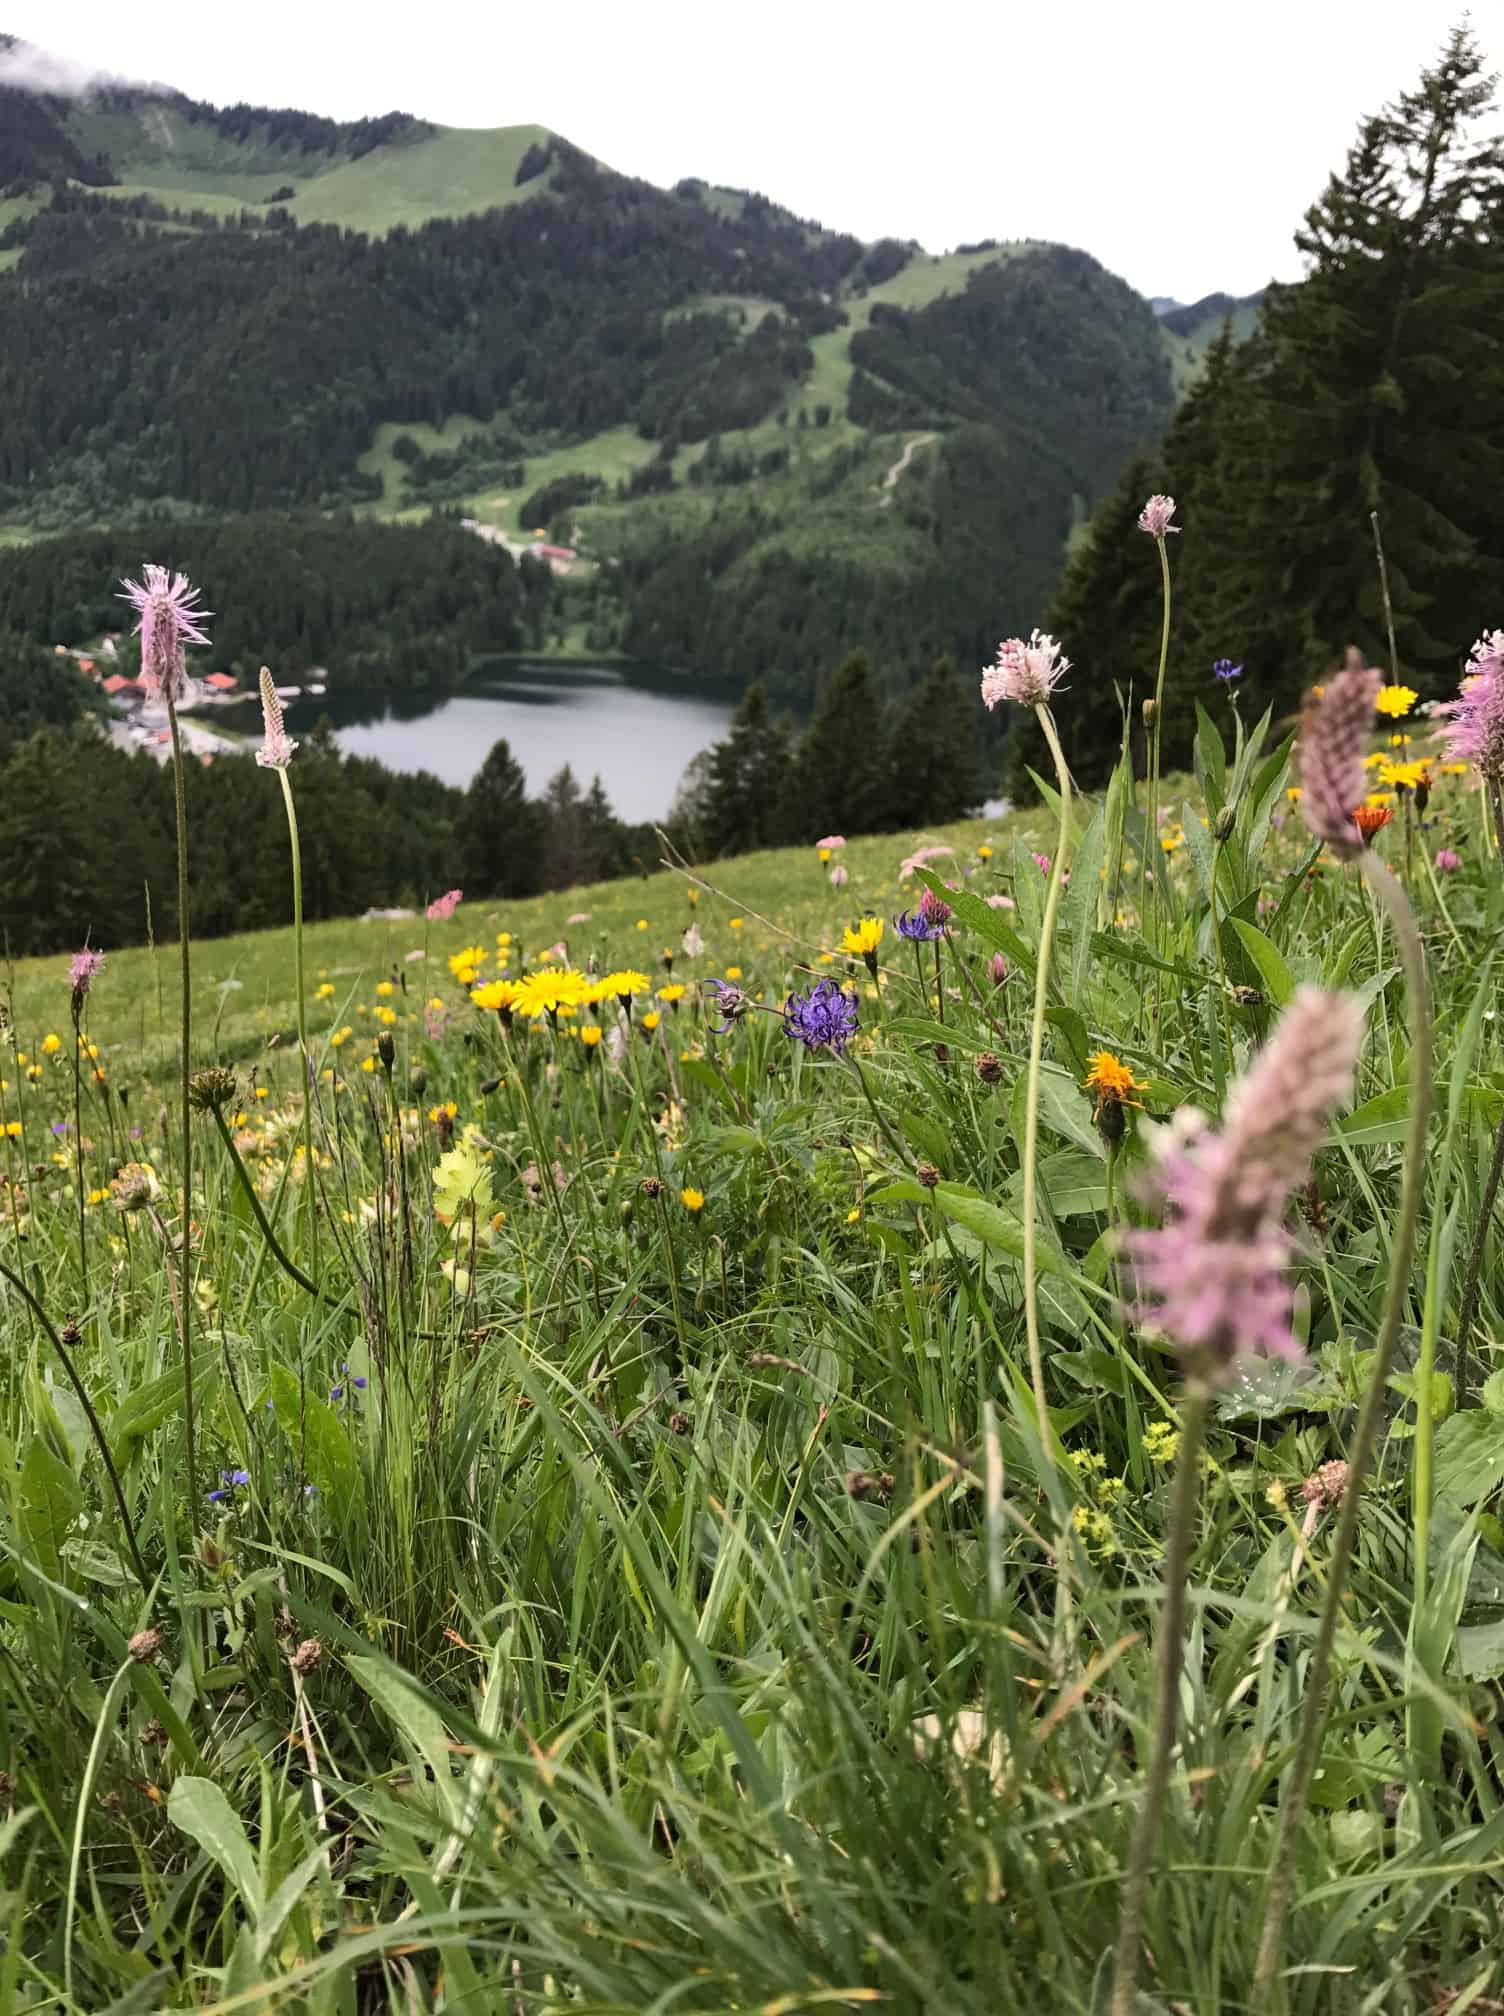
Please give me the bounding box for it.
[5,638,1504,2006]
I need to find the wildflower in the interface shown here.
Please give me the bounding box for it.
[67,947,104,1008]
[360,1055,376,1074]
[427,1101,458,1124]
[783,979,860,1056]
[207,1468,250,1504]
[128,1627,163,1663]
[635,919,648,931]
[255,667,297,769]
[1353,803,1394,844]
[330,1025,353,1048]
[579,1024,603,1048]
[1031,852,1052,876]
[915,1161,941,1190]
[1213,658,1244,683]
[375,981,394,998]
[658,983,686,1005]
[1120,987,1363,1382]
[1435,847,1462,872]
[595,969,652,1007]
[1374,683,1418,719]
[1435,630,1504,779]
[288,1638,323,1676]
[680,1186,705,1212]
[1296,664,1380,856]
[1083,1051,1148,1122]
[110,1161,160,1211]
[118,565,211,703]
[896,886,952,940]
[1378,760,1427,790]
[315,982,335,1000]
[1142,1421,1180,1465]
[900,844,955,877]
[981,630,1070,710]
[641,1010,661,1033]
[977,842,993,860]
[41,1033,61,1056]
[842,917,885,959]
[682,922,704,958]
[816,835,846,852]
[829,863,849,887]
[988,953,1008,986]
[513,969,587,1019]
[426,888,463,921]
[1137,494,1179,538]
[471,979,519,1017]
[976,1052,1004,1085]
[724,965,743,980]
[706,979,749,1031]
[1300,1459,1350,1509]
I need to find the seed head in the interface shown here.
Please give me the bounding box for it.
[975,1052,1004,1086]
[255,667,298,769]
[1297,666,1380,856]
[188,1066,238,1114]
[118,565,211,705]
[288,1638,323,1676]
[128,1626,163,1664]
[915,1161,941,1190]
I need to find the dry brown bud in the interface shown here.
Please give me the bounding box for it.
[128,1627,163,1664]
[288,1638,324,1676]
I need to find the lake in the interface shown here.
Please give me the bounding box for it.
[286,660,735,823]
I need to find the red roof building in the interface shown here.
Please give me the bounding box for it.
[203,672,238,692]
[102,674,137,696]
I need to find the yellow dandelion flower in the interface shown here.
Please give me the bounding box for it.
[641,1010,661,1032]
[635,918,649,931]
[680,1186,705,1212]
[1388,732,1413,748]
[842,917,884,958]
[513,969,588,1019]
[725,965,743,980]
[1375,684,1417,718]
[360,1054,376,1073]
[730,916,744,929]
[41,1033,61,1056]
[657,983,686,1004]
[1082,1050,1149,1119]
[592,969,652,1005]
[374,1006,397,1027]
[315,981,336,999]
[471,979,519,1013]
[1286,786,1303,802]
[1442,761,1469,776]
[579,1024,603,1048]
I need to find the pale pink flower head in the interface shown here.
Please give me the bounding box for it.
[829,863,849,888]
[68,947,104,1011]
[1435,630,1504,780]
[118,565,211,704]
[988,952,1008,985]
[1031,852,1052,876]
[981,630,1070,711]
[567,911,591,925]
[1137,494,1179,538]
[426,889,463,922]
[255,667,297,770]
[900,844,953,877]
[1121,986,1363,1383]
[985,893,1015,911]
[1297,664,1381,857]
[1435,847,1462,873]
[816,834,846,852]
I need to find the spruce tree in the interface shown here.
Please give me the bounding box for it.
[703,681,794,856]
[461,738,543,898]
[786,650,889,841]
[884,656,987,826]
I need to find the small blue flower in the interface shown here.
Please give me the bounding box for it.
[894,909,944,941]
[782,979,860,1055]
[207,1467,250,1504]
[1213,658,1244,683]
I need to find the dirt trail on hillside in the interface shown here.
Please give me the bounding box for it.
[878,432,936,505]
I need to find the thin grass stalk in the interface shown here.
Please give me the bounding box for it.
[1020,702,1072,1481]
[1456,1105,1504,1408]
[1252,850,1431,2003]
[70,1008,87,1295]
[0,1259,150,1592]
[1141,533,1173,946]
[1111,1380,1210,2016]
[165,691,197,1509]
[276,762,321,1286]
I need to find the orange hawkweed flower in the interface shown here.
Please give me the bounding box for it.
[1083,1050,1149,1120]
[1352,803,1394,844]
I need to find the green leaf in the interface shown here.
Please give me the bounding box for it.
[1460,1617,1504,1680]
[1194,702,1227,816]
[1229,919,1296,1008]
[1339,1086,1413,1147]
[1435,1409,1504,1508]
[347,1654,462,1828]
[1063,804,1105,996]
[19,1435,83,1579]
[914,869,1034,975]
[168,1777,263,1919]
[266,1363,363,1513]
[109,1358,219,1457]
[1180,799,1217,903]
[1036,1148,1109,1218]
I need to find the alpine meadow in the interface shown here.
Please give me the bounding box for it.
[4,19,1504,2016]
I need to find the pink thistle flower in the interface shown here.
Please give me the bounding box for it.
[988,952,1008,985]
[1297,664,1381,857]
[985,893,1015,911]
[815,834,846,852]
[1435,847,1462,872]
[255,667,298,770]
[68,947,104,1007]
[1137,494,1179,538]
[1031,852,1052,875]
[1435,630,1504,780]
[426,889,463,922]
[981,630,1070,711]
[1121,987,1364,1382]
[118,565,211,704]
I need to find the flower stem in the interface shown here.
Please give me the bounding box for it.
[211,1108,320,1297]
[1022,703,1072,1481]
[71,1010,87,1294]
[1112,1380,1210,2016]
[0,1259,150,1593]
[165,693,197,1511]
[1142,534,1173,946]
[1252,851,1431,2004]
[277,765,320,1286]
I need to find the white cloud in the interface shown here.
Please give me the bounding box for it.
[0,39,145,98]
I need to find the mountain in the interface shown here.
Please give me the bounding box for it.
[0,40,1231,707]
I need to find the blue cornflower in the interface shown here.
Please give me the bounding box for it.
[705,979,749,1033]
[331,1361,368,1403]
[207,1467,249,1504]
[1213,658,1244,683]
[782,979,860,1055]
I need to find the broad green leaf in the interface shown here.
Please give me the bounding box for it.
[19,1436,82,1579]
[1035,1148,1109,1218]
[346,1655,462,1830]
[1180,799,1217,903]
[1229,919,1296,1008]
[1035,1064,1105,1159]
[1339,1086,1413,1146]
[1063,804,1105,995]
[913,869,1034,975]
[168,1777,263,1919]
[1434,1409,1504,1508]
[1460,1616,1504,1681]
[266,1363,363,1513]
[1194,702,1227,816]
[109,1357,219,1456]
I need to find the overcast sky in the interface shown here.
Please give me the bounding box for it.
[6,1,1497,299]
